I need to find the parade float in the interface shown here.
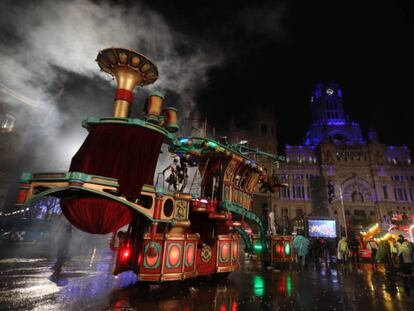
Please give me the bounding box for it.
[14,47,286,281]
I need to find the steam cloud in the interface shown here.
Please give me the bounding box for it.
[0,0,220,170]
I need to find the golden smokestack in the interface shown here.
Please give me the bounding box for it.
[163,107,179,132]
[96,47,158,118]
[145,91,165,124]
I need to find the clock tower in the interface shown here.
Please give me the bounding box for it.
[310,82,345,124]
[305,82,364,146]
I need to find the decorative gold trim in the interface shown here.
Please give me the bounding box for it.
[138,274,161,282]
[173,193,193,200]
[217,266,235,273]
[186,234,199,240]
[91,176,119,187]
[160,239,168,275]
[32,173,67,179]
[165,233,185,240]
[217,235,232,240]
[182,241,187,275]
[193,207,207,212]
[138,273,161,277]
[174,200,189,221]
[183,271,197,279]
[171,220,191,227]
[143,233,164,240]
[160,273,183,281]
[231,241,234,263]
[216,241,221,268]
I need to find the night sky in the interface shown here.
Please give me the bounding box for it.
[1,0,414,167]
[143,0,414,151]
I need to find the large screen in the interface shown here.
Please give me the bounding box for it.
[307,219,337,238]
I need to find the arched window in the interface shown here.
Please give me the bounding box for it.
[351,191,364,202]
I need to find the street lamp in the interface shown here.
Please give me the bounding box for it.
[338,185,348,239]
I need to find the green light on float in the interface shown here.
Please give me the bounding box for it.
[207,141,218,148]
[253,241,263,253]
[284,242,290,256]
[253,275,265,297]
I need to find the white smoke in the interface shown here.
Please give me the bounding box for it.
[0,0,220,169]
[1,0,218,109]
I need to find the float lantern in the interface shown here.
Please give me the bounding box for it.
[168,244,181,267]
[284,242,291,255]
[233,242,238,259]
[253,241,263,253]
[119,245,132,263]
[186,244,195,266]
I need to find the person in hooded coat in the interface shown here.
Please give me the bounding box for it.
[293,231,310,271]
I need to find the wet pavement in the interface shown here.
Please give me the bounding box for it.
[0,249,413,311]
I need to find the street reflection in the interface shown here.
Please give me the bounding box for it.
[1,250,414,311]
[276,272,293,297]
[253,275,264,297]
[109,280,240,311]
[330,268,339,286]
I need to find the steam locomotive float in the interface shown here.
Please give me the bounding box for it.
[15,48,285,282]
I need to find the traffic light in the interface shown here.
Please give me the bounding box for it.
[327,182,335,203]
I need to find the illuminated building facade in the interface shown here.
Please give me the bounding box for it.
[223,82,414,234]
[276,82,414,232]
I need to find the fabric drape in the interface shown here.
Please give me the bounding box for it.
[70,124,163,200]
[61,197,133,234]
[63,123,163,233]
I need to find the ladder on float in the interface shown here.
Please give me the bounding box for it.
[189,158,210,197]
[189,168,202,196]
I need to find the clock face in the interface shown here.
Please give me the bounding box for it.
[326,88,334,95]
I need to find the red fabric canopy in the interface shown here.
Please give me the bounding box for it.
[64,124,163,234]
[61,198,132,234]
[70,124,164,200]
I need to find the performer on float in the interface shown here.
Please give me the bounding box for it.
[162,158,179,191]
[177,156,189,192]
